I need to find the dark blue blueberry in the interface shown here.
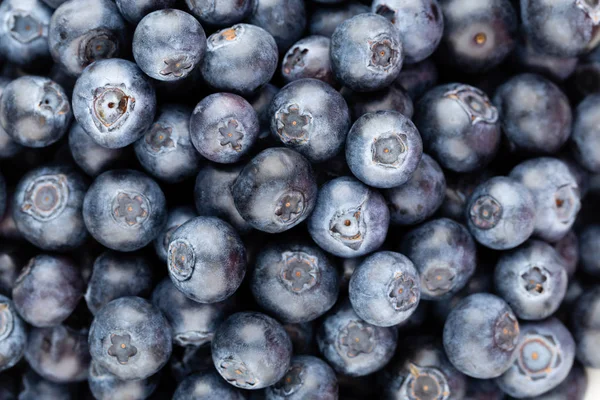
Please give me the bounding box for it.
[190,93,259,164]
[251,241,340,323]
[202,24,278,95]
[308,176,390,258]
[12,255,84,328]
[493,73,572,154]
[579,225,600,277]
[317,301,398,376]
[42,0,67,8]
[572,93,600,173]
[572,286,600,368]
[283,322,315,354]
[72,59,156,149]
[401,218,477,300]
[349,251,420,327]
[0,76,71,148]
[443,293,520,379]
[84,251,154,315]
[282,36,336,86]
[116,0,177,24]
[83,169,167,252]
[394,58,438,101]
[266,355,338,400]
[346,110,423,188]
[167,216,246,303]
[169,345,214,383]
[495,318,575,398]
[135,105,203,182]
[0,295,26,372]
[19,370,74,400]
[0,78,23,159]
[464,378,504,400]
[331,13,404,92]
[212,311,293,390]
[154,206,197,263]
[49,0,129,76]
[89,360,160,400]
[309,2,370,38]
[0,244,25,297]
[553,230,579,278]
[174,371,246,399]
[342,84,414,121]
[515,35,579,82]
[248,83,279,140]
[573,46,600,98]
[415,83,501,172]
[248,0,306,54]
[133,10,206,82]
[439,170,492,222]
[88,296,172,380]
[509,157,581,243]
[13,165,88,251]
[269,79,350,163]
[186,0,252,27]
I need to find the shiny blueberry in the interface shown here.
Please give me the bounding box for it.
[186,0,252,27]
[248,0,306,53]
[309,2,370,38]
[282,36,335,86]
[266,355,339,400]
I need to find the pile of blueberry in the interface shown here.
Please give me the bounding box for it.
[0,0,599,398]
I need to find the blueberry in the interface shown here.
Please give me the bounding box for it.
[571,286,600,368]
[0,78,23,159]
[515,36,579,82]
[317,301,398,376]
[247,0,306,54]
[309,2,370,38]
[331,13,404,92]
[88,361,160,400]
[414,83,501,172]
[573,47,600,99]
[248,83,279,140]
[133,10,206,82]
[493,73,572,154]
[13,165,88,251]
[88,296,172,381]
[190,93,259,164]
[41,0,68,9]
[49,0,129,76]
[251,241,340,323]
[383,154,446,226]
[135,104,203,182]
[269,79,351,163]
[349,251,420,327]
[84,251,154,315]
[509,157,581,243]
[282,36,336,86]
[232,148,318,233]
[169,345,214,383]
[342,84,414,121]
[153,206,197,263]
[495,318,575,398]
[185,0,252,27]
[283,322,315,354]
[0,172,6,221]
[0,295,26,372]
[212,311,292,390]
[400,218,477,301]
[308,176,390,258]
[166,216,246,303]
[443,293,520,379]
[346,111,423,188]
[266,355,338,400]
[553,230,579,278]
[72,59,156,149]
[0,244,25,297]
[464,378,504,400]
[578,225,600,277]
[572,93,600,173]
[372,0,443,64]
[19,370,74,400]
[439,170,491,222]
[530,362,588,400]
[115,0,177,25]
[83,169,167,252]
[202,24,278,96]
[0,76,71,148]
[394,58,438,101]
[173,371,246,399]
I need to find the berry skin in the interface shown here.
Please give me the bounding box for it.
[88,361,160,400]
[0,295,26,373]
[394,58,439,101]
[173,371,246,400]
[116,0,177,25]
[186,0,252,27]
[0,78,23,159]
[282,36,336,86]
[571,286,600,368]
[553,230,579,278]
[266,355,339,400]
[153,206,197,263]
[309,2,370,38]
[247,0,307,53]
[342,85,414,121]
[572,93,600,173]
[515,35,579,82]
[579,225,600,277]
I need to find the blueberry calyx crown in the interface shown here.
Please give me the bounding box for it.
[371,132,408,168]
[423,266,456,294]
[168,238,195,281]
[218,119,245,151]
[516,332,561,380]
[160,54,193,78]
[272,363,305,396]
[274,190,305,224]
[368,35,399,72]
[39,82,70,116]
[338,320,375,358]
[444,86,498,125]
[577,0,600,25]
[279,251,319,293]
[21,174,69,222]
[145,123,176,154]
[401,363,450,400]
[79,29,119,69]
[7,11,43,44]
[275,104,312,144]
[107,333,138,365]
[469,195,502,230]
[209,25,243,50]
[283,47,309,75]
[521,266,548,295]
[0,303,14,342]
[111,191,150,227]
[388,272,419,312]
[329,196,368,251]
[493,312,519,352]
[92,85,135,132]
[218,357,258,389]
[554,184,580,224]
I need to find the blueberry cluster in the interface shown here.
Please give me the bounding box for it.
[0,0,598,399]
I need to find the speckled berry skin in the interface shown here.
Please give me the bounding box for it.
[116,0,177,24]
[415,83,501,172]
[342,85,414,121]
[248,0,307,53]
[572,93,600,173]
[174,371,246,400]
[202,24,278,96]
[13,165,88,251]
[154,206,196,263]
[493,73,572,154]
[443,293,520,379]
[83,169,167,252]
[186,0,252,27]
[269,79,351,163]
[0,295,26,373]
[346,111,423,188]
[251,241,340,324]
[308,176,390,258]
[89,361,160,400]
[88,296,173,381]
[401,218,476,301]
[317,301,397,377]
[281,36,335,86]
[331,13,404,92]
[349,251,421,327]
[266,355,338,400]
[309,2,370,38]
[167,216,246,304]
[509,157,581,243]
[572,287,600,368]
[73,59,157,149]
[0,76,71,148]
[211,312,293,390]
[466,176,536,250]
[495,318,575,398]
[579,225,600,277]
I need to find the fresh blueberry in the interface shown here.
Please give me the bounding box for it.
[579,225,600,277]
[186,0,252,27]
[0,76,71,148]
[169,346,214,383]
[346,110,423,188]
[174,371,246,399]
[72,59,156,149]
[247,0,306,54]
[553,230,579,278]
[349,251,420,327]
[515,35,579,82]
[19,370,74,400]
[0,295,26,372]
[530,362,588,400]
[400,218,477,301]
[88,296,172,381]
[166,216,246,303]
[415,83,501,172]
[0,244,25,296]
[317,301,398,376]
[115,0,177,25]
[443,293,520,379]
[88,360,160,400]
[0,78,23,159]
[439,170,492,222]
[572,93,600,173]
[282,36,336,86]
[212,311,293,390]
[495,318,575,398]
[154,206,197,263]
[308,176,390,258]
[309,2,370,38]
[342,84,414,121]
[464,378,504,400]
[251,241,340,323]
[331,13,404,92]
[41,0,68,9]
[248,83,279,140]
[266,355,338,400]
[571,286,600,368]
[572,46,600,99]
[509,157,581,243]
[283,322,315,354]
[394,58,438,101]
[83,169,167,252]
[133,10,206,82]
